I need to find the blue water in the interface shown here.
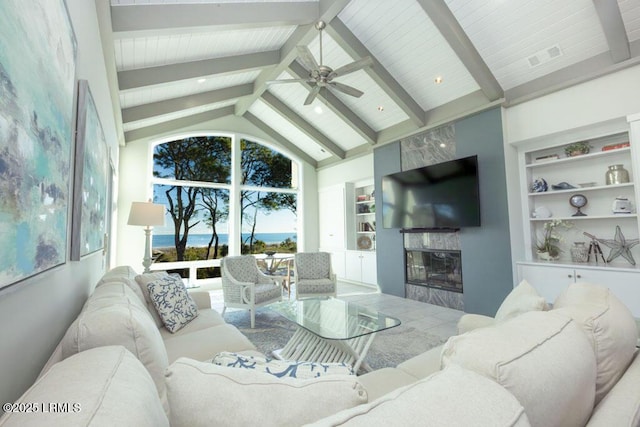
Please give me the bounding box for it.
[152,233,296,249]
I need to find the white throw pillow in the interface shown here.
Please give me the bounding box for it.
[494,279,548,322]
[553,282,638,404]
[441,311,596,427]
[147,275,199,333]
[0,346,168,427]
[135,272,170,327]
[308,365,531,427]
[165,358,367,427]
[212,352,354,379]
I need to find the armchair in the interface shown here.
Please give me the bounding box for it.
[293,252,337,299]
[221,255,282,328]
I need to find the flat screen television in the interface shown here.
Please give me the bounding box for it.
[381,155,480,230]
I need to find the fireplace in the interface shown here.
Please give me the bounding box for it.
[405,249,462,293]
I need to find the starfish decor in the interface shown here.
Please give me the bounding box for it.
[597,225,640,265]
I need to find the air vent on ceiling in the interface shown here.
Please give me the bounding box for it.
[527,44,563,68]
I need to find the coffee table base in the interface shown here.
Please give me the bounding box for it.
[273,327,376,373]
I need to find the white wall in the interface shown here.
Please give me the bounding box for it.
[0,0,117,405]
[317,153,375,189]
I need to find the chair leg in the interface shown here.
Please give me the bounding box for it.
[251,309,255,329]
[221,305,227,316]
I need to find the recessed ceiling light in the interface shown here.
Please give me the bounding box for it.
[314,106,323,114]
[434,76,443,84]
[377,106,384,112]
[197,78,206,83]
[440,143,446,148]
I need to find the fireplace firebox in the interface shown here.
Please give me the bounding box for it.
[405,249,462,293]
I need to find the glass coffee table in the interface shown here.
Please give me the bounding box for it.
[269,297,401,373]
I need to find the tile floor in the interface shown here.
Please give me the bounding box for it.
[206,280,464,343]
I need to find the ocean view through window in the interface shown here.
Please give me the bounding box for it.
[150,135,299,280]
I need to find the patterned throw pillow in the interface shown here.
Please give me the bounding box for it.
[212,352,354,379]
[147,276,199,333]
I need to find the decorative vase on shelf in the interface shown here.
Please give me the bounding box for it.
[605,164,630,185]
[570,242,589,263]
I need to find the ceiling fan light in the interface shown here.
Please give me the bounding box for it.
[314,105,323,114]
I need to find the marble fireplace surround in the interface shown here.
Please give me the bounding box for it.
[400,123,465,311]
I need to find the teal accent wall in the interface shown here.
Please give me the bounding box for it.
[373,142,405,297]
[373,107,513,315]
[456,108,513,315]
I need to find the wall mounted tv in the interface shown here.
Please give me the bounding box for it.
[381,155,480,231]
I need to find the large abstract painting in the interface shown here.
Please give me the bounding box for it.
[0,0,77,289]
[71,80,109,260]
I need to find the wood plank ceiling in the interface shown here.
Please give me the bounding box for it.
[101,0,640,168]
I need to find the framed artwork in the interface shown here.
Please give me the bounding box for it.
[71,80,110,260]
[0,0,77,289]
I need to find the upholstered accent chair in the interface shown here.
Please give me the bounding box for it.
[293,252,337,299]
[221,255,282,328]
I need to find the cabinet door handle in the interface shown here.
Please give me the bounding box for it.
[567,274,573,278]
[576,274,581,279]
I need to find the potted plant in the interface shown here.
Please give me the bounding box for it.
[536,219,572,260]
[564,141,591,157]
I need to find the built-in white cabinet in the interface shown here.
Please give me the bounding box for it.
[318,180,377,286]
[345,250,377,286]
[517,262,640,316]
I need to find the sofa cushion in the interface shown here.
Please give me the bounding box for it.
[96,266,146,304]
[553,282,638,405]
[135,272,170,328]
[89,281,149,313]
[157,308,226,340]
[165,358,368,427]
[212,352,353,379]
[307,365,530,427]
[163,324,257,363]
[396,343,444,380]
[147,275,199,333]
[494,279,548,322]
[60,294,170,412]
[354,367,419,402]
[441,311,596,427]
[0,346,168,427]
[587,350,640,427]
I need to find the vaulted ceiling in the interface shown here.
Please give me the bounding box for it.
[99,0,640,168]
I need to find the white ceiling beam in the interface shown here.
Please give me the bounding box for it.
[118,51,279,91]
[234,0,353,116]
[288,61,378,145]
[415,0,503,101]
[124,106,235,142]
[111,2,317,38]
[261,91,346,159]
[326,18,426,128]
[122,84,253,123]
[243,112,318,167]
[592,0,631,63]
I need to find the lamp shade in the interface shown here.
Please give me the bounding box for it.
[127,202,165,227]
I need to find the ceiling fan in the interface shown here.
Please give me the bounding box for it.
[268,20,373,105]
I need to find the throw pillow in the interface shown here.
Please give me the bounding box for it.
[165,358,367,427]
[147,275,199,333]
[212,352,354,379]
[494,279,548,322]
[135,272,170,327]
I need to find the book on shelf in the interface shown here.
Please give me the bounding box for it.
[534,154,559,163]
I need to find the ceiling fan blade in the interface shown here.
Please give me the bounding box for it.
[266,78,312,85]
[329,56,373,79]
[304,85,321,105]
[296,46,319,72]
[328,81,364,98]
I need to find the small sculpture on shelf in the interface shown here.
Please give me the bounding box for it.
[569,194,588,216]
[532,177,548,193]
[585,226,639,266]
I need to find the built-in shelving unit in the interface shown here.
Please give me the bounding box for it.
[354,182,376,251]
[514,114,640,316]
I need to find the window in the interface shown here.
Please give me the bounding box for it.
[150,134,299,278]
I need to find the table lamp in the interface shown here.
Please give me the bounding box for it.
[128,201,165,273]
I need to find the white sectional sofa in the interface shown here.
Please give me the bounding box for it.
[1,267,639,426]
